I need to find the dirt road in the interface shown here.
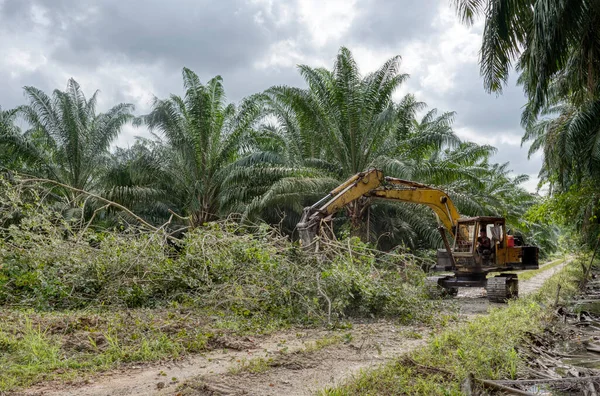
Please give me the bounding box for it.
[21,257,571,396]
[23,321,428,396]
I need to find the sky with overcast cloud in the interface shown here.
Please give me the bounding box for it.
[0,0,543,191]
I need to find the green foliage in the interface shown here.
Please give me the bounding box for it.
[230,47,538,249]
[132,68,264,226]
[453,0,600,116]
[1,80,133,194]
[0,47,551,253]
[0,308,221,391]
[523,186,597,248]
[0,180,434,325]
[454,0,600,248]
[0,107,27,171]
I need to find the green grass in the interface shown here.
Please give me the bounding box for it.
[303,334,345,353]
[228,333,346,375]
[0,308,289,392]
[321,256,586,395]
[229,357,274,374]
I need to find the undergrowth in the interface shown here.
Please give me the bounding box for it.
[0,308,219,390]
[0,180,433,324]
[323,255,587,395]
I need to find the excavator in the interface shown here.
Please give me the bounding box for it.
[297,169,539,302]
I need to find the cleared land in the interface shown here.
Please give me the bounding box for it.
[20,256,571,396]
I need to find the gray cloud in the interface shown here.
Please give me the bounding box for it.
[2,0,299,73]
[421,63,528,135]
[491,142,540,175]
[350,0,441,46]
[0,68,58,109]
[0,0,543,190]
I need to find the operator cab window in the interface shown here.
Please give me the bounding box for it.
[486,223,504,246]
[455,222,475,252]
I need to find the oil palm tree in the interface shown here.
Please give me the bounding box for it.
[257,48,463,230]
[522,98,600,244]
[222,47,412,235]
[99,139,174,226]
[134,68,264,227]
[454,0,595,249]
[225,47,517,246]
[1,79,134,200]
[454,0,600,117]
[0,106,29,171]
[524,99,600,191]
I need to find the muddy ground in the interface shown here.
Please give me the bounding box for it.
[18,258,569,396]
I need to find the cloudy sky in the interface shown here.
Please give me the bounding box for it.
[0,0,542,191]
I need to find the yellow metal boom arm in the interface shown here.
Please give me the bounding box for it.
[297,169,461,246]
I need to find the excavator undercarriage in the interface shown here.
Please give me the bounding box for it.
[298,169,539,303]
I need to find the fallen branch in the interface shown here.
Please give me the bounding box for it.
[19,177,160,233]
[494,375,600,385]
[476,378,537,396]
[76,203,110,243]
[316,272,332,325]
[168,209,190,222]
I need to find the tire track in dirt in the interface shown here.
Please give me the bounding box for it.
[173,322,426,396]
[19,257,572,396]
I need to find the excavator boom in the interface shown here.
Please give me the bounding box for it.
[297,169,460,246]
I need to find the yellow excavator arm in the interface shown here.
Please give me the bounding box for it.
[297,169,461,246]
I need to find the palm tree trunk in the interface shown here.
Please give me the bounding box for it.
[190,195,219,228]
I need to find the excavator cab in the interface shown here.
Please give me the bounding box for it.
[433,216,539,301]
[452,218,506,267]
[437,217,539,270]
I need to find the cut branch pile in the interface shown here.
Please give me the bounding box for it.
[0,177,436,325]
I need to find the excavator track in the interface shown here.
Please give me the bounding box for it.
[425,276,445,298]
[425,276,458,298]
[486,275,519,303]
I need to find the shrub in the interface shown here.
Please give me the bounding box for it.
[0,179,434,324]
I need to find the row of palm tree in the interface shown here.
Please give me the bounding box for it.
[0,47,540,250]
[453,0,600,245]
